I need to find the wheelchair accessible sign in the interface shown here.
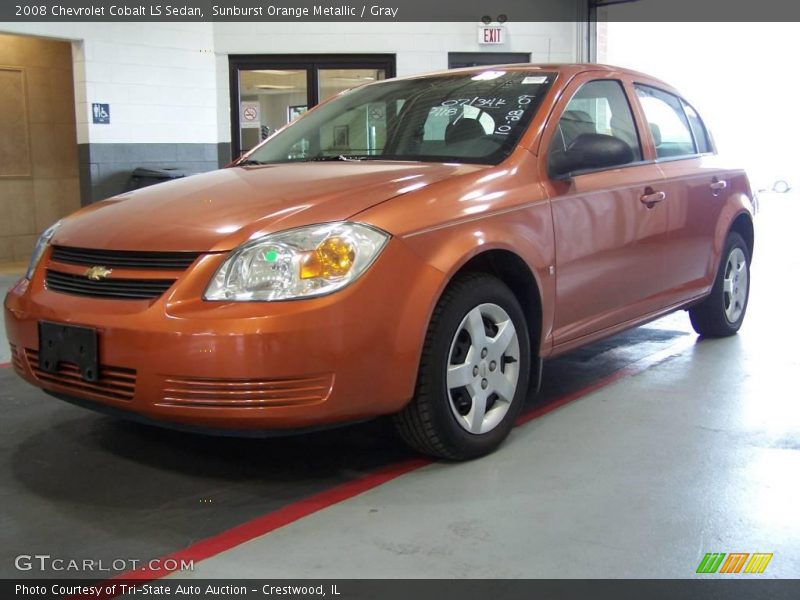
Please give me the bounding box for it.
[92,103,110,124]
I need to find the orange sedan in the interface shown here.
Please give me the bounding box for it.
[4,64,754,459]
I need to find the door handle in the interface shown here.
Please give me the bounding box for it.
[710,178,727,194]
[640,188,666,208]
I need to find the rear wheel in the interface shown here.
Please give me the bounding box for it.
[689,232,750,337]
[394,273,531,460]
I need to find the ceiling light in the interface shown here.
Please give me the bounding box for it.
[471,70,505,81]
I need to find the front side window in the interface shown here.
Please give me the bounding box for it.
[245,71,555,165]
[635,84,697,159]
[548,79,642,174]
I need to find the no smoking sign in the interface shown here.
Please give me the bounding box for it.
[240,101,261,129]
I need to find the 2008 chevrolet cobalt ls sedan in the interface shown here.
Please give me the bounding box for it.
[4,64,754,460]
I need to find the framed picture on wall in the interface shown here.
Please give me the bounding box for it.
[287,105,307,122]
[333,125,349,149]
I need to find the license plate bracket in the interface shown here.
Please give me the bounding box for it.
[38,321,99,382]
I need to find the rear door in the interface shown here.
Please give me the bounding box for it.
[541,73,670,346]
[633,84,728,305]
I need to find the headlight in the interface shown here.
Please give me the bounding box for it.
[25,220,61,280]
[204,222,390,301]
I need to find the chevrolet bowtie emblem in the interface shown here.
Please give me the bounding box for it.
[85,266,112,281]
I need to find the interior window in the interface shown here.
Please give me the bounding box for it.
[635,85,697,158]
[682,101,713,154]
[548,79,642,169]
[317,102,389,155]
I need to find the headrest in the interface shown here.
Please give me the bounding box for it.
[445,118,486,145]
[562,110,594,124]
[650,123,662,145]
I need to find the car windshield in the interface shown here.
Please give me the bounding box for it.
[244,70,556,166]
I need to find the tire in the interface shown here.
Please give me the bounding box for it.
[689,232,750,337]
[394,273,531,460]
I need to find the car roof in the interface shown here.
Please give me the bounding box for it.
[389,63,680,96]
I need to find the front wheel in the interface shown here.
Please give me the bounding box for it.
[394,273,531,460]
[689,232,751,337]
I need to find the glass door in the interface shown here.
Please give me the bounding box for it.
[229,55,395,159]
[318,68,386,102]
[318,69,387,156]
[237,69,308,154]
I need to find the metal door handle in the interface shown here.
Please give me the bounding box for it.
[640,188,666,207]
[710,179,727,192]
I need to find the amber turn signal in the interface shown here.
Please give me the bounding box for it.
[300,236,356,279]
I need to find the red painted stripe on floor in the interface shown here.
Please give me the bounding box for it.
[516,334,696,426]
[67,457,432,599]
[0,362,10,369]
[67,334,696,600]
[125,456,430,581]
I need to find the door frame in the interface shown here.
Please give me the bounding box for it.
[228,54,396,158]
[540,71,669,346]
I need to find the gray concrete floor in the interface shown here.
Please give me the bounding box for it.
[168,192,799,579]
[179,332,799,579]
[3,193,799,579]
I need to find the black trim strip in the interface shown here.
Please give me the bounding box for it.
[51,246,201,270]
[45,270,175,300]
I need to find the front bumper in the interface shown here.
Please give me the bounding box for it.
[4,241,442,431]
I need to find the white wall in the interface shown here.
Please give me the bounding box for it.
[0,21,579,147]
[0,22,218,145]
[602,22,800,187]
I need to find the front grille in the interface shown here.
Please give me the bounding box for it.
[46,270,175,300]
[9,343,24,374]
[26,348,136,402]
[51,246,201,270]
[159,374,334,408]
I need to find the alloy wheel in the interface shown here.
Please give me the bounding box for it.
[723,247,748,323]
[446,303,521,434]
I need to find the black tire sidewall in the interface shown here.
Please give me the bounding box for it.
[423,276,531,459]
[709,232,751,333]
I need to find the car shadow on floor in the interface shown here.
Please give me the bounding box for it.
[8,325,691,506]
[1,324,691,576]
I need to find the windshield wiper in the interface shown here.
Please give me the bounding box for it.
[236,159,266,166]
[307,155,375,162]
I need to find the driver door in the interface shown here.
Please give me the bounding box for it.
[542,74,670,348]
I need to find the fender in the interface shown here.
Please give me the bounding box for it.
[398,207,556,358]
[356,149,558,361]
[711,189,755,281]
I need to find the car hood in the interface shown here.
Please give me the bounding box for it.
[53,161,488,252]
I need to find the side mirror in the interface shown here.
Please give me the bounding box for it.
[549,133,634,179]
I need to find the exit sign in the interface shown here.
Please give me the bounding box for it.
[478,25,505,45]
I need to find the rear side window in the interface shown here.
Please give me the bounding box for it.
[682,101,713,154]
[635,84,696,159]
[549,79,642,166]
